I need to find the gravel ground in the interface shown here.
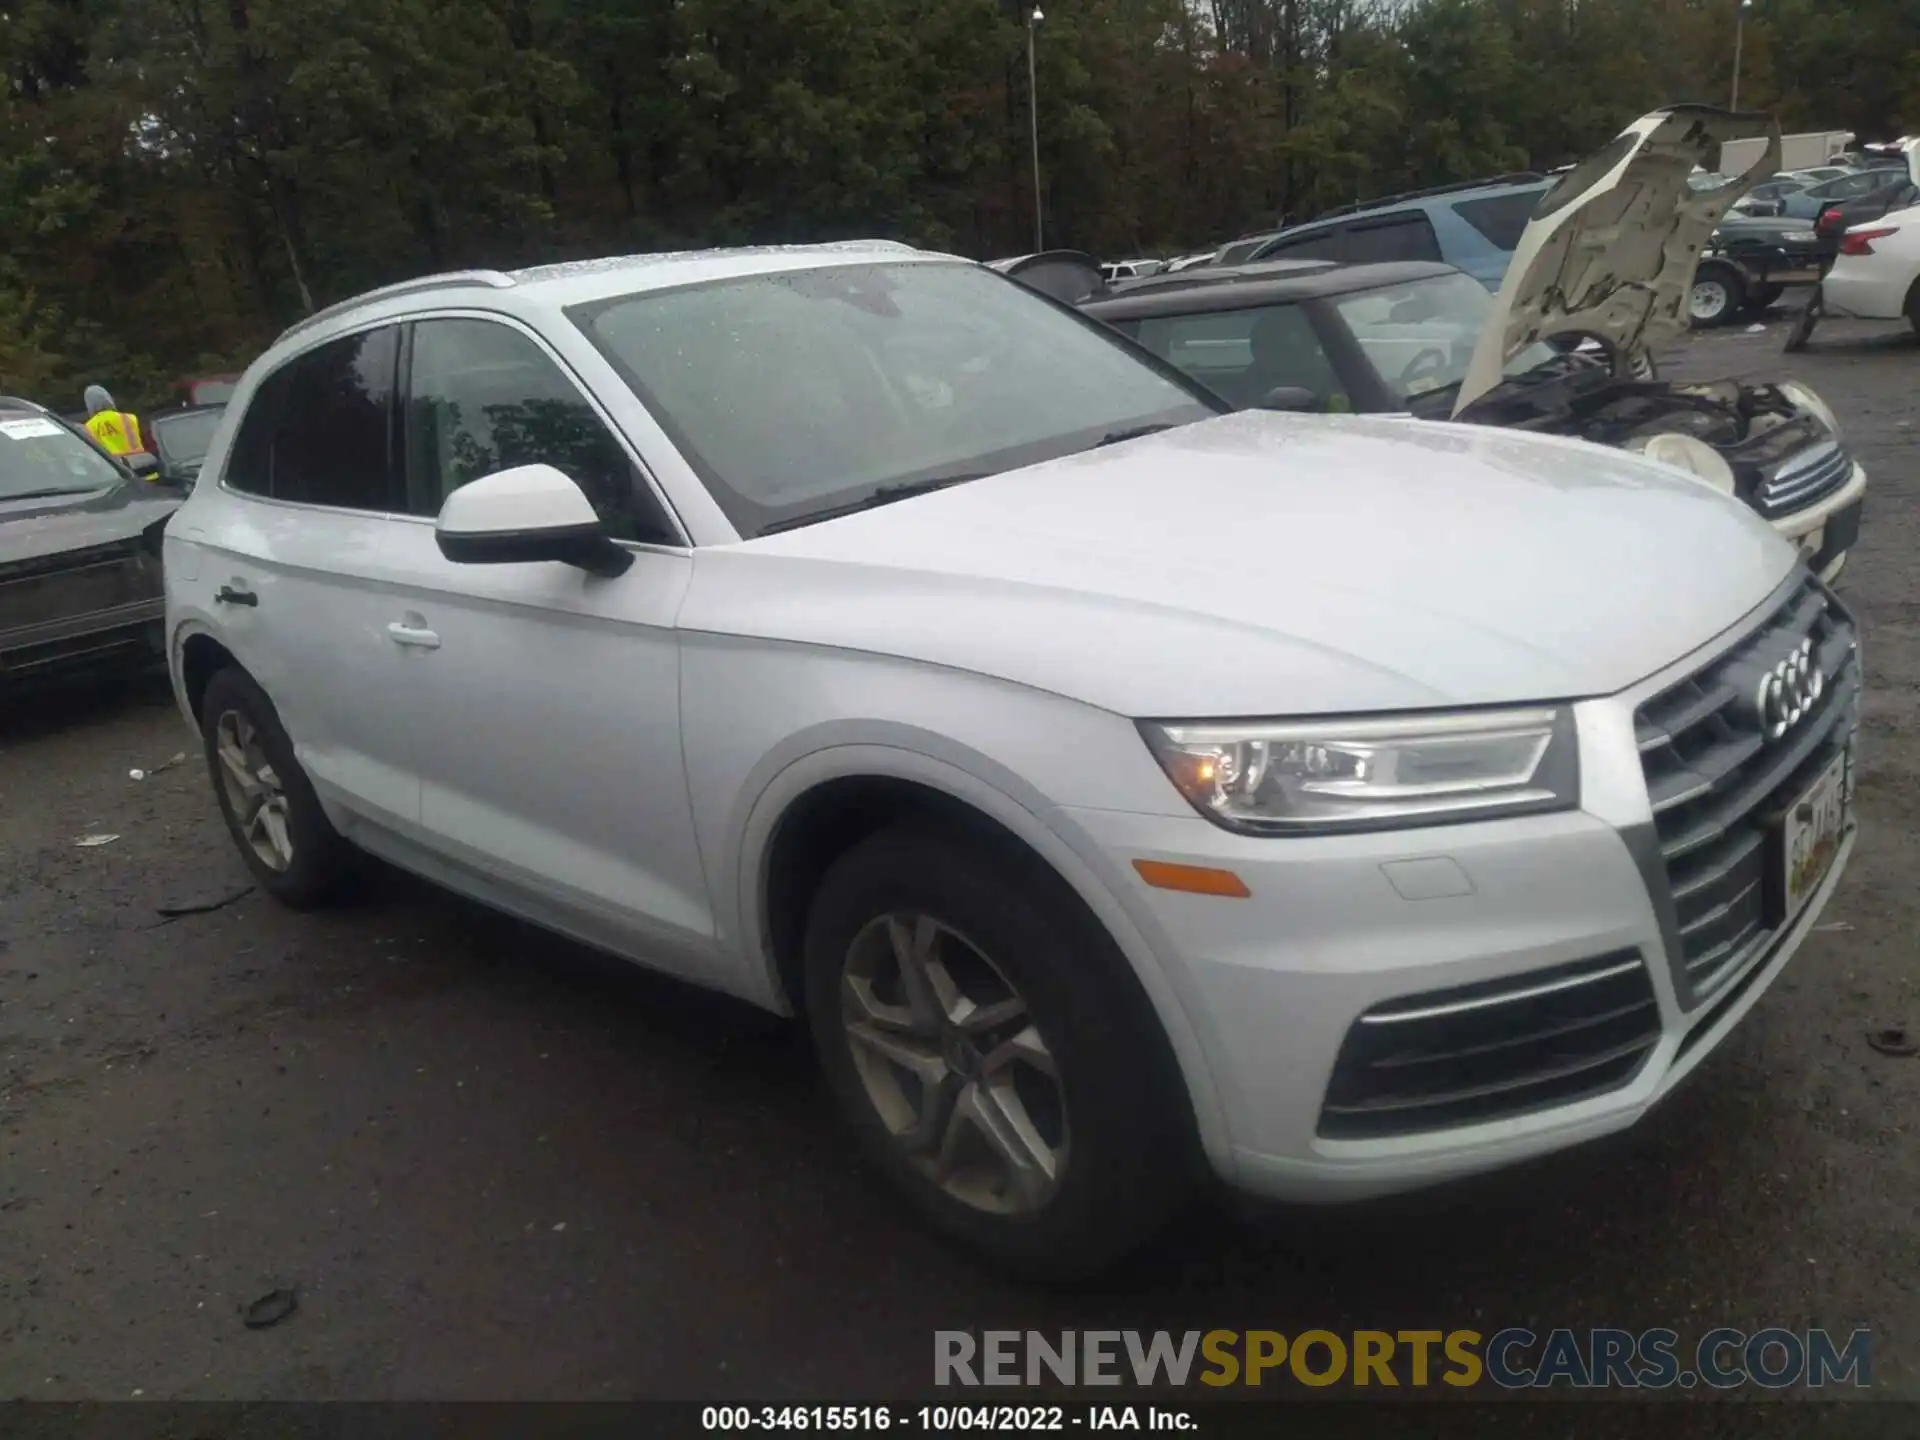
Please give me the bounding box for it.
[1,315,1916,1410]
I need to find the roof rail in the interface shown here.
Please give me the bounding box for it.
[275,269,517,346]
[1310,171,1547,223]
[0,395,49,412]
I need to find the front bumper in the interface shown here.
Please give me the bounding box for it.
[1063,575,1858,1202]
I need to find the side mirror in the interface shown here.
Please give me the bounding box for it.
[1257,386,1320,413]
[434,463,633,577]
[125,451,160,478]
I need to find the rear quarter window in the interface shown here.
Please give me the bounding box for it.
[1450,191,1547,250]
[221,327,400,510]
[1263,214,1441,265]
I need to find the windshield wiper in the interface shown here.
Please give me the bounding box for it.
[758,473,987,536]
[1094,422,1179,447]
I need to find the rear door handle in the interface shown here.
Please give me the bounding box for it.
[386,622,441,650]
[214,585,257,607]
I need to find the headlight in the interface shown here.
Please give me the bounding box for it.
[1779,380,1840,437]
[1625,432,1737,494]
[1139,707,1579,835]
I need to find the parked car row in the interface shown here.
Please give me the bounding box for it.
[1154,131,1908,330]
[1788,138,1920,350]
[1008,109,1863,582]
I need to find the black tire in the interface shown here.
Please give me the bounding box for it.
[1689,265,1744,328]
[1905,278,1920,336]
[1746,283,1786,312]
[802,821,1192,1280]
[199,667,351,907]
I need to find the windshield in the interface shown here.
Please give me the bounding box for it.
[0,415,123,501]
[152,408,225,470]
[1331,272,1560,404]
[571,260,1220,536]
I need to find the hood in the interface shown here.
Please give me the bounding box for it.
[1454,107,1781,416]
[0,483,181,568]
[682,411,1797,718]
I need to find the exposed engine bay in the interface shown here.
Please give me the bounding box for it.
[1456,370,1824,473]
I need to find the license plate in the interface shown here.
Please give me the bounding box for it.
[1780,751,1849,917]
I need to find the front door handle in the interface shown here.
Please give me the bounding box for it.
[386,621,441,650]
[214,584,257,607]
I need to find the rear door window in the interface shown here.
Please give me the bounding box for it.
[1342,215,1444,263]
[1817,173,1878,201]
[223,327,401,510]
[1260,227,1355,263]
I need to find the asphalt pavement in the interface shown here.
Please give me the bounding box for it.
[2,314,1916,1409]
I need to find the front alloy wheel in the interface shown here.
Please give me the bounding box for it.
[214,708,294,871]
[841,913,1067,1215]
[802,822,1193,1278]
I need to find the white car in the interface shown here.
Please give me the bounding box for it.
[1819,200,1920,332]
[1790,137,1920,343]
[165,242,1861,1277]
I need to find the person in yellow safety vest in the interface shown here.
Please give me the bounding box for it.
[83,385,145,456]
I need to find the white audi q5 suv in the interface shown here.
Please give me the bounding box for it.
[164,243,1860,1276]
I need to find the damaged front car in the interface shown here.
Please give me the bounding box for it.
[2,398,181,689]
[1445,106,1865,582]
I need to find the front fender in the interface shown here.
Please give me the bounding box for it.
[727,735,1235,1172]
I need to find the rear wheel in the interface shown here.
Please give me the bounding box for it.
[1746,283,1786,313]
[1905,278,1920,336]
[200,668,351,907]
[1689,264,1744,327]
[802,822,1192,1279]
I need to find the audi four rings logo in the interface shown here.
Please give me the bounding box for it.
[1756,638,1824,740]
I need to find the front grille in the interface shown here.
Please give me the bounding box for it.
[1758,441,1852,517]
[1317,951,1660,1139]
[1635,574,1860,1005]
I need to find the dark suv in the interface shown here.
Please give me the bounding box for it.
[1,397,182,686]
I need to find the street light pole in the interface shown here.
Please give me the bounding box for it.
[1028,7,1044,252]
[1730,0,1753,112]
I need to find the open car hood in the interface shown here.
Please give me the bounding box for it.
[1453,107,1781,416]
